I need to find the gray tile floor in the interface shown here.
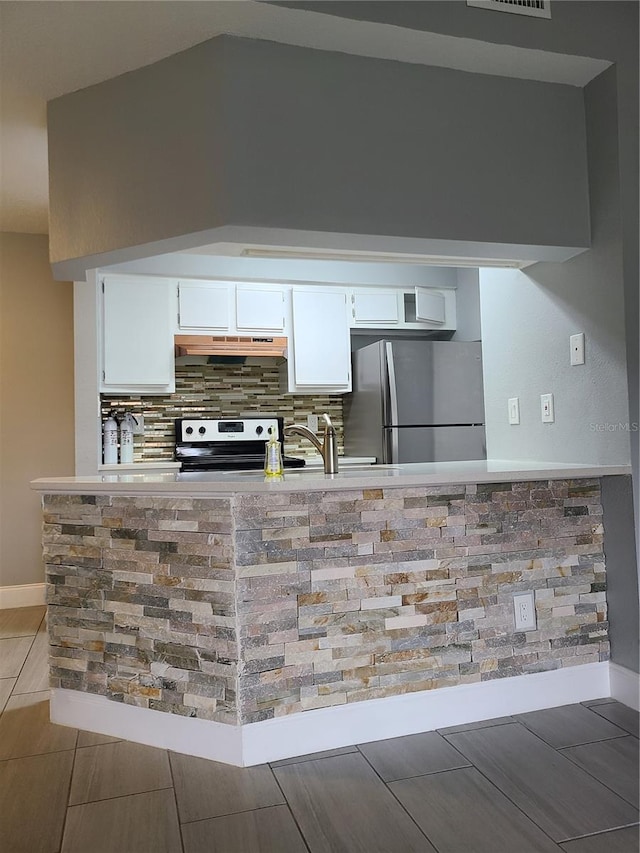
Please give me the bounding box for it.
[0,605,638,853]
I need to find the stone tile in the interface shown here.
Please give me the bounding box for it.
[391,767,560,853]
[561,736,639,806]
[588,701,639,738]
[0,692,77,760]
[274,752,437,852]
[0,750,74,853]
[515,703,628,748]
[437,715,517,735]
[13,628,49,694]
[560,826,640,853]
[0,678,16,713]
[0,606,45,639]
[446,723,638,842]
[358,731,470,781]
[270,745,358,767]
[170,752,285,823]
[69,740,173,804]
[76,730,121,747]
[61,788,182,853]
[182,804,308,853]
[0,636,33,678]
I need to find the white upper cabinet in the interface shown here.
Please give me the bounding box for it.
[286,288,351,392]
[415,287,446,324]
[236,285,286,333]
[348,286,456,330]
[178,281,231,330]
[402,288,456,330]
[101,275,175,393]
[351,289,400,326]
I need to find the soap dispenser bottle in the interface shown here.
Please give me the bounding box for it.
[264,427,283,477]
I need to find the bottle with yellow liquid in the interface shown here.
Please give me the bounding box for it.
[264,429,283,478]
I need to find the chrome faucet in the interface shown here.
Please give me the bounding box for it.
[284,413,339,474]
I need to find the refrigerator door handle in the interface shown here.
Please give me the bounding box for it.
[385,342,399,463]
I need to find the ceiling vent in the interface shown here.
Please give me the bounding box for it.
[467,0,551,19]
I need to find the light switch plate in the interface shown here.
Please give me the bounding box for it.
[541,393,554,423]
[307,414,319,432]
[570,333,585,366]
[508,397,520,425]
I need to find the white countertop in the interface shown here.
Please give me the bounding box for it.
[31,459,631,496]
[98,461,182,472]
[97,458,372,472]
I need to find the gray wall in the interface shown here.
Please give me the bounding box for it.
[452,269,481,342]
[288,0,640,663]
[479,67,630,467]
[602,476,639,673]
[48,35,590,269]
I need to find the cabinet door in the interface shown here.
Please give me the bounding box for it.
[352,289,400,326]
[236,286,285,332]
[415,287,446,324]
[291,289,351,389]
[178,281,230,330]
[102,276,174,390]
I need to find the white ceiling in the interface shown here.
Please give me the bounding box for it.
[0,0,610,235]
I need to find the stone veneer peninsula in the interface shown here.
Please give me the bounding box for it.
[32,461,629,766]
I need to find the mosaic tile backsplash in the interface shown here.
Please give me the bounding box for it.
[44,479,607,726]
[101,363,345,463]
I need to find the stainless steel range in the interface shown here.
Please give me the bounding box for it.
[174,416,305,471]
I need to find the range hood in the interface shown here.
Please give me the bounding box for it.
[174,335,287,365]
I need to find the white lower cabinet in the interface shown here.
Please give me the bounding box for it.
[285,288,351,393]
[101,275,175,393]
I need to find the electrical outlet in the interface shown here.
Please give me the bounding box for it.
[513,591,537,631]
[570,332,585,366]
[540,393,554,423]
[131,414,144,435]
[307,414,319,432]
[508,397,520,425]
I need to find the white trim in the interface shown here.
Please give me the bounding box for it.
[0,583,46,609]
[609,662,640,711]
[50,690,244,765]
[51,661,610,767]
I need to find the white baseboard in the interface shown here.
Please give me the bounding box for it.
[0,583,46,609]
[609,662,640,711]
[51,661,610,767]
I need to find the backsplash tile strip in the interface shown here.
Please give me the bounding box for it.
[101,363,345,463]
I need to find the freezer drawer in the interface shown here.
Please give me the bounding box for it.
[384,425,486,463]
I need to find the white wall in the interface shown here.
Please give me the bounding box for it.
[104,253,459,289]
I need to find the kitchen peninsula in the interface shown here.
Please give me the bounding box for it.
[32,460,630,766]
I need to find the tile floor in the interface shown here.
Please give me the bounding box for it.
[0,605,638,853]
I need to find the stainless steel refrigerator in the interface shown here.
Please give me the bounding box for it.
[344,340,486,463]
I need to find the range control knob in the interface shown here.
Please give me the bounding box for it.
[185,426,193,435]
[255,425,264,436]
[198,426,206,435]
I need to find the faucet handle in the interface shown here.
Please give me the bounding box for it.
[321,413,333,430]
